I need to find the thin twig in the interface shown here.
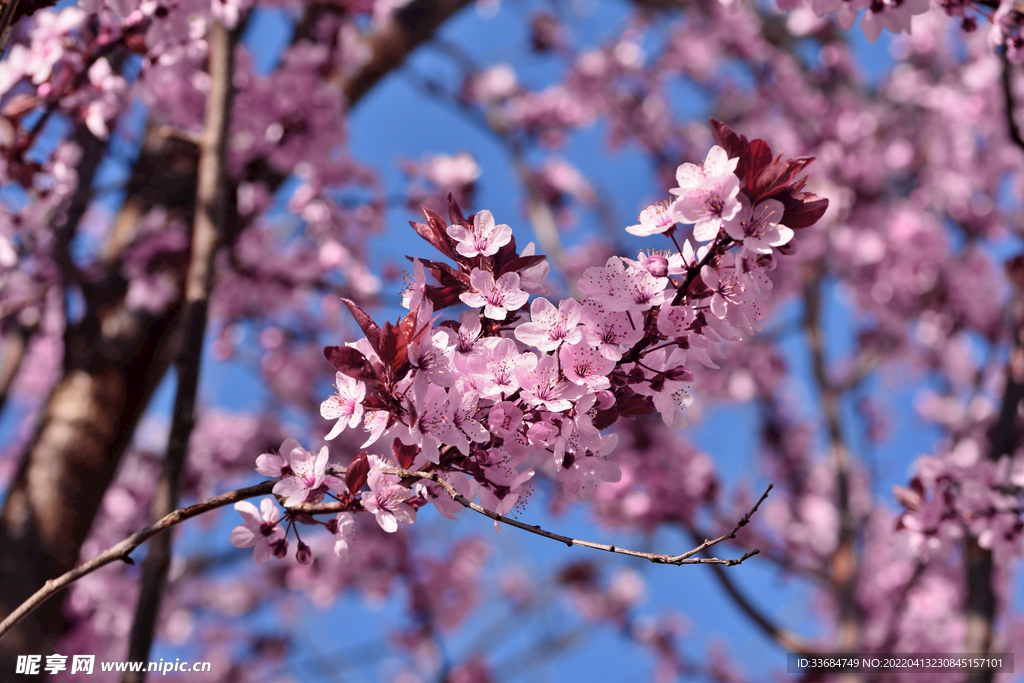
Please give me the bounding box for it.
[0,469,771,642]
[0,481,275,642]
[307,468,772,566]
[123,20,236,680]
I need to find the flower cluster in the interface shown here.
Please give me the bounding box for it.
[232,120,827,565]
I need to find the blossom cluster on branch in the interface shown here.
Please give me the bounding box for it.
[229,120,827,565]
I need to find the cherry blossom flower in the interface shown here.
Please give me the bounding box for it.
[514,297,582,351]
[671,174,741,242]
[393,383,458,461]
[629,348,694,428]
[559,340,616,390]
[723,196,794,254]
[623,250,685,278]
[577,257,626,304]
[466,338,536,398]
[700,256,753,320]
[603,266,669,313]
[361,410,389,448]
[230,499,285,564]
[447,209,513,257]
[515,354,585,412]
[579,299,643,361]
[460,269,529,320]
[255,438,298,479]
[331,512,356,560]
[671,145,738,192]
[401,258,427,310]
[449,390,489,453]
[273,443,330,507]
[625,201,676,236]
[321,372,366,440]
[409,330,455,391]
[518,242,551,295]
[361,456,416,533]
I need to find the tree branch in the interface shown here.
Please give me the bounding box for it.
[1002,49,1024,154]
[0,474,771,642]
[122,20,236,681]
[0,481,275,643]
[802,264,862,676]
[692,529,820,655]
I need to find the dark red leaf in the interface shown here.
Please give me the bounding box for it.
[407,256,470,287]
[492,234,518,273]
[592,408,620,431]
[392,438,419,470]
[323,345,379,385]
[379,320,399,368]
[448,193,466,225]
[346,453,369,493]
[424,285,465,311]
[498,254,547,276]
[779,191,829,229]
[342,298,381,352]
[738,139,773,185]
[709,118,748,159]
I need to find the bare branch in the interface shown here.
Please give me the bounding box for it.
[305,468,771,567]
[0,469,771,641]
[802,264,862,672]
[123,20,236,680]
[0,481,275,643]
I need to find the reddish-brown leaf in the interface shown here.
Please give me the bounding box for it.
[778,191,829,229]
[498,254,547,276]
[448,193,466,225]
[342,298,381,352]
[392,438,419,469]
[323,345,379,385]
[346,452,370,493]
[709,118,748,159]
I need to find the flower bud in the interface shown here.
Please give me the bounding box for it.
[642,253,669,278]
[296,542,313,566]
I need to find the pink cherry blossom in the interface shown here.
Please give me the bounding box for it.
[321,372,366,440]
[459,269,529,320]
[625,201,676,237]
[360,410,390,448]
[670,145,738,192]
[559,340,616,391]
[722,196,794,254]
[447,209,513,257]
[272,443,330,507]
[331,512,357,560]
[579,299,643,361]
[361,456,416,533]
[514,297,582,352]
[230,499,285,564]
[515,354,585,412]
[394,383,459,461]
[671,174,741,242]
[401,258,428,310]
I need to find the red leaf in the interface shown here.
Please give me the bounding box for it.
[779,191,829,229]
[448,193,466,225]
[709,118,748,159]
[424,285,466,311]
[492,234,519,273]
[379,320,399,369]
[407,256,470,287]
[498,254,547,277]
[392,438,419,470]
[323,345,379,385]
[346,453,369,493]
[341,298,381,352]
[739,139,773,185]
[592,408,620,431]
